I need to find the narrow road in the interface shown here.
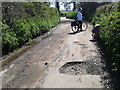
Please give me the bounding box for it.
[1,17,111,88]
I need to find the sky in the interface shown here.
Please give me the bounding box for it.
[59,2,74,11]
[50,0,119,11]
[50,2,74,11]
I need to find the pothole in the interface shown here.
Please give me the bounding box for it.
[59,60,104,75]
[59,61,87,75]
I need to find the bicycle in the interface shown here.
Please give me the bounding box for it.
[71,20,88,33]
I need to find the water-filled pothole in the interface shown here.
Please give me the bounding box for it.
[59,61,103,75]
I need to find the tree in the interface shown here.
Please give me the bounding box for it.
[76,2,111,21]
[72,2,76,11]
[54,0,60,12]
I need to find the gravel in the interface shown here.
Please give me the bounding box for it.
[59,56,104,75]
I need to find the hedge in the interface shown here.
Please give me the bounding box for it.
[2,2,60,55]
[92,2,120,71]
[66,11,77,19]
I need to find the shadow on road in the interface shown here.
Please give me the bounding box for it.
[94,40,120,89]
[68,32,78,35]
[68,30,85,35]
[89,40,96,42]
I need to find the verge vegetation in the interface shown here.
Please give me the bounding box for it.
[92,2,120,71]
[65,11,77,19]
[2,2,60,55]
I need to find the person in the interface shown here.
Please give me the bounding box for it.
[92,24,100,33]
[92,24,100,39]
[76,8,83,32]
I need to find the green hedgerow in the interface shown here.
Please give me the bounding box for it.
[92,2,120,71]
[2,3,60,55]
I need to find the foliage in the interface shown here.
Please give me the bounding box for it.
[65,2,110,21]
[2,2,60,55]
[66,11,77,19]
[77,2,110,21]
[92,2,120,71]
[1,22,19,53]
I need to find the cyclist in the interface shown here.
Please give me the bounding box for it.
[76,8,83,32]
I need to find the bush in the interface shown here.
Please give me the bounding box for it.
[1,22,19,54]
[66,11,77,19]
[2,2,60,55]
[92,2,120,71]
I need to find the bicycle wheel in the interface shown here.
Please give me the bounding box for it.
[71,26,78,33]
[82,21,88,31]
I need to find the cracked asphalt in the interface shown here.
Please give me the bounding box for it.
[1,17,112,88]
